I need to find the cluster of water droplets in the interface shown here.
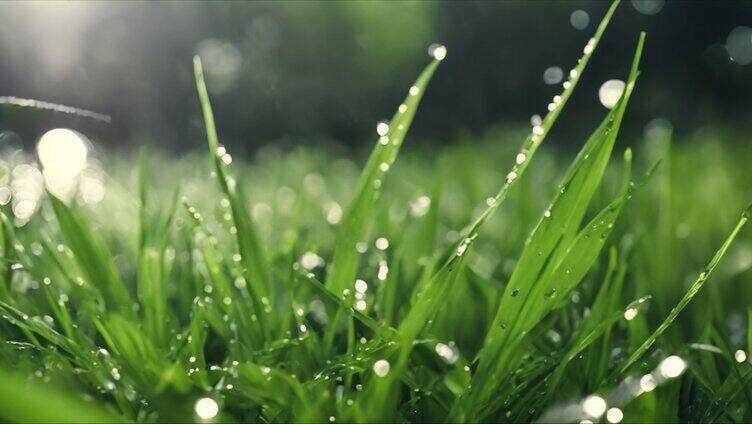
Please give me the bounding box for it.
[539,355,686,423]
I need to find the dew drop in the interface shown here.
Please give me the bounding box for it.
[194,397,219,420]
[428,43,447,61]
[376,121,390,136]
[373,359,390,377]
[606,407,623,423]
[598,79,626,109]
[659,355,686,378]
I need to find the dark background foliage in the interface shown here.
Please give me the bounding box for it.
[0,1,750,153]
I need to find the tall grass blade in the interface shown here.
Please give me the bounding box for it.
[618,203,752,374]
[325,55,444,297]
[194,56,272,339]
[47,192,133,316]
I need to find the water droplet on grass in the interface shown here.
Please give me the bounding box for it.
[599,80,626,109]
[194,397,219,420]
[373,359,390,377]
[428,43,447,61]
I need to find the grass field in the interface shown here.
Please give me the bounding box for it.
[2,2,752,423]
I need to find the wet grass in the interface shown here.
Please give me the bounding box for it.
[2,1,752,422]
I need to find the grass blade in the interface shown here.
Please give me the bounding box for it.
[325,52,444,297]
[48,192,133,316]
[618,203,752,375]
[194,56,272,339]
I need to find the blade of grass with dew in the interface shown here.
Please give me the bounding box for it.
[235,362,318,422]
[93,313,191,395]
[451,33,645,422]
[0,367,123,423]
[194,56,272,340]
[320,52,445,355]
[617,203,752,375]
[136,150,180,348]
[324,50,444,299]
[181,199,265,348]
[400,0,619,368]
[487,153,658,421]
[47,192,133,316]
[398,0,625,353]
[357,6,625,419]
[547,296,651,398]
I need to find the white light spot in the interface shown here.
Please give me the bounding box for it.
[435,343,459,364]
[599,80,626,109]
[409,85,420,96]
[0,187,10,205]
[570,10,590,30]
[355,300,367,311]
[606,407,623,423]
[582,395,607,418]
[410,195,431,217]
[300,252,323,270]
[456,238,471,256]
[325,202,343,224]
[373,359,390,377]
[375,237,389,250]
[639,374,656,392]
[543,66,564,85]
[516,153,526,165]
[726,26,752,65]
[428,43,447,61]
[735,349,747,363]
[398,104,407,113]
[659,355,686,378]
[377,261,389,281]
[583,37,596,55]
[37,129,89,200]
[530,114,542,126]
[196,39,242,93]
[376,121,390,137]
[506,171,518,182]
[355,279,368,293]
[194,397,219,420]
[379,162,390,172]
[631,0,665,15]
[623,307,638,320]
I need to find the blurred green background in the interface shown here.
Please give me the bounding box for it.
[0,0,751,153]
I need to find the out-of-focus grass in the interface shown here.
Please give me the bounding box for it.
[2,2,752,422]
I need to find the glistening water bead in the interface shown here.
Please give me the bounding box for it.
[658,355,686,378]
[373,359,390,377]
[428,43,447,61]
[376,121,390,136]
[194,397,219,420]
[598,80,626,109]
[37,128,88,180]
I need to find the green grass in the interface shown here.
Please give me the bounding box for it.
[2,1,752,422]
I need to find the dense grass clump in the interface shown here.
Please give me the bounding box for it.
[2,2,752,422]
